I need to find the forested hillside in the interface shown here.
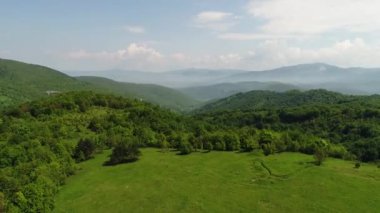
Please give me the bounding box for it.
[196,89,368,113]
[195,90,380,162]
[1,61,380,213]
[0,59,94,108]
[0,91,352,212]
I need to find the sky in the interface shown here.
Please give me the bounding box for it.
[1,0,380,72]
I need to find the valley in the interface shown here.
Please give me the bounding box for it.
[1,59,380,212]
[3,2,380,212]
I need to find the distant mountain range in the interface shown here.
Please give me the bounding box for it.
[67,63,380,96]
[66,68,247,88]
[180,81,299,101]
[3,58,380,111]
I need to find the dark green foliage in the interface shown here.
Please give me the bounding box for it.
[106,138,141,165]
[196,89,352,113]
[73,138,96,162]
[355,162,361,169]
[314,148,327,166]
[1,88,379,212]
[158,134,170,152]
[224,133,240,151]
[263,143,276,156]
[0,192,5,213]
[179,141,193,155]
[196,90,380,162]
[203,141,213,152]
[0,92,191,212]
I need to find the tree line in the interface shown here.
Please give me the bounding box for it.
[0,91,373,212]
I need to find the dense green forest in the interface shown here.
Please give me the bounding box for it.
[3,88,379,212]
[196,89,368,113]
[196,89,380,162]
[1,60,380,212]
[0,91,354,212]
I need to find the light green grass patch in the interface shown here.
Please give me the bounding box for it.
[54,149,380,213]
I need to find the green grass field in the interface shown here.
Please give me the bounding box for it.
[54,149,380,213]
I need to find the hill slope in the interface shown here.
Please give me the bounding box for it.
[180,81,299,101]
[196,89,356,112]
[0,58,94,107]
[77,76,200,111]
[0,59,200,111]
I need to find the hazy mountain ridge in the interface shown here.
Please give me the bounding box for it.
[67,63,380,95]
[77,76,200,111]
[66,68,248,88]
[180,81,299,101]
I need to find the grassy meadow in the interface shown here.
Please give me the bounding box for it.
[54,148,380,213]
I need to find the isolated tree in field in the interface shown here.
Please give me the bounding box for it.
[73,138,96,162]
[314,147,327,166]
[263,143,276,156]
[175,133,193,155]
[179,141,193,155]
[354,162,361,169]
[158,134,170,152]
[106,138,141,165]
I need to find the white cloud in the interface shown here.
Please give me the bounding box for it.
[247,0,380,35]
[218,33,295,40]
[68,43,162,61]
[194,11,238,31]
[124,26,145,34]
[67,43,164,70]
[65,39,380,71]
[196,11,232,23]
[242,38,380,70]
[125,43,162,61]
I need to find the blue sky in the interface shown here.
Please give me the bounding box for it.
[1,0,380,71]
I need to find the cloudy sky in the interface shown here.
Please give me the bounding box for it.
[1,0,380,72]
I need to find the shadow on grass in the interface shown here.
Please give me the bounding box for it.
[103,158,139,166]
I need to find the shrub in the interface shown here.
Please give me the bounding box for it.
[314,148,327,166]
[105,138,141,165]
[241,137,259,152]
[263,143,275,156]
[73,138,96,162]
[354,162,361,169]
[179,141,193,155]
[203,141,213,152]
